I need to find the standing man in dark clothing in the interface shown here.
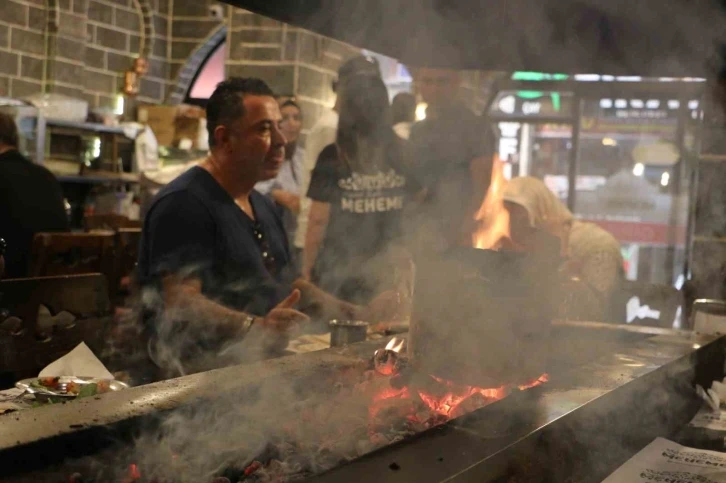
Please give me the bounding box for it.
[408,68,494,249]
[139,78,393,375]
[0,112,68,278]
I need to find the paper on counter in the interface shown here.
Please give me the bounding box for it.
[38,342,114,379]
[602,437,726,482]
[690,407,726,432]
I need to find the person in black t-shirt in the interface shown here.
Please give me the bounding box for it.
[139,78,396,375]
[408,68,494,249]
[0,112,68,278]
[304,74,422,304]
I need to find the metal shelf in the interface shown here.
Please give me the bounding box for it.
[53,170,139,184]
[693,235,726,243]
[700,154,726,162]
[45,119,128,135]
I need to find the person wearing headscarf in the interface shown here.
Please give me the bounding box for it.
[501,177,624,319]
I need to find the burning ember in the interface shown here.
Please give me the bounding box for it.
[367,337,548,437]
[472,155,510,250]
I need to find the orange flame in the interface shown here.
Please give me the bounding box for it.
[472,156,510,250]
[385,337,405,353]
[417,377,508,417]
[518,373,550,390]
[367,373,550,428]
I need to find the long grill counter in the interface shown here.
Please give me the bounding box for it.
[0,323,722,483]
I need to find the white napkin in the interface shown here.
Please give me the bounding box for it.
[696,384,720,412]
[38,342,113,379]
[712,380,726,401]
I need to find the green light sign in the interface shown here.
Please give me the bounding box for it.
[511,71,569,81]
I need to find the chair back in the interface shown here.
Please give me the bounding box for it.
[111,228,142,298]
[0,274,112,386]
[115,228,141,279]
[84,213,141,232]
[28,232,116,281]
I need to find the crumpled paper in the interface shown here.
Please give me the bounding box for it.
[0,343,113,414]
[696,384,721,413]
[38,342,113,379]
[690,377,726,430]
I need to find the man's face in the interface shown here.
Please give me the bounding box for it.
[416,68,460,109]
[223,95,286,183]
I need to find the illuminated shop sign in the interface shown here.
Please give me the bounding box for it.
[497,122,521,162]
[489,91,574,119]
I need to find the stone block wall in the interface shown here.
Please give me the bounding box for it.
[226,8,361,131]
[1,0,489,129]
[0,0,48,99]
[0,0,169,110]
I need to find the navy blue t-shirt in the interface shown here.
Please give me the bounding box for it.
[138,166,295,317]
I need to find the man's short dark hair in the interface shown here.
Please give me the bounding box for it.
[0,112,19,148]
[206,77,275,148]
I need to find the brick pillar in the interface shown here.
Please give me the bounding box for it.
[46,0,88,99]
[167,0,225,104]
[0,0,49,98]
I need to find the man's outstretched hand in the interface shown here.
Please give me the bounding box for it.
[251,289,309,353]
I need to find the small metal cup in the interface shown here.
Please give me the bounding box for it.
[329,320,368,347]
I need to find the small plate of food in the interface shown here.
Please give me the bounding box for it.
[16,376,128,402]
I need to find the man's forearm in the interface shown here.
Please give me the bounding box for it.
[163,278,259,339]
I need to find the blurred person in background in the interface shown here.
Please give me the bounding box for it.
[139,78,396,375]
[501,177,624,318]
[391,92,417,140]
[0,112,68,278]
[303,74,422,304]
[256,100,306,259]
[295,55,382,256]
[408,68,494,250]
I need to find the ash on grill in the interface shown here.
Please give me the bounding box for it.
[66,338,546,483]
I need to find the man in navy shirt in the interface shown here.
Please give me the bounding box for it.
[139,78,375,374]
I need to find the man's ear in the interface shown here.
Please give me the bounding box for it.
[214,124,229,149]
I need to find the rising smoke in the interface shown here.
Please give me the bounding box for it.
[105,0,726,481]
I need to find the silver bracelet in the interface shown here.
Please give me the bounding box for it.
[241,315,256,335]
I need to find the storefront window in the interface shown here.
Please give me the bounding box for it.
[573,97,687,285]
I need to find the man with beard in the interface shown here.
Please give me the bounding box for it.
[139,78,389,374]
